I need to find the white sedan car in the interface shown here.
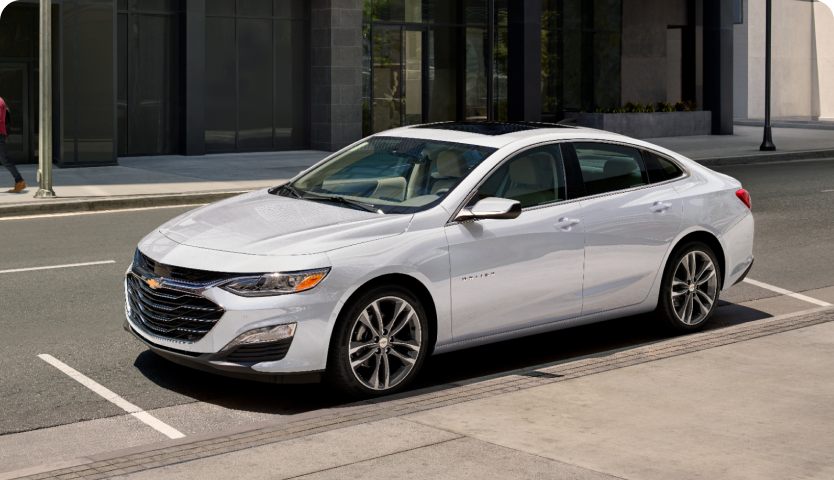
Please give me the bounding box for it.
[125,122,754,398]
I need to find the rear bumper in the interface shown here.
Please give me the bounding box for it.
[732,257,754,286]
[125,321,322,384]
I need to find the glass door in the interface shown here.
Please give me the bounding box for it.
[0,63,30,164]
[371,25,426,134]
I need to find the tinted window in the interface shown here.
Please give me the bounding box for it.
[573,142,648,196]
[469,145,566,209]
[643,150,684,183]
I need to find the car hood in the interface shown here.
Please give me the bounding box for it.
[158,189,413,256]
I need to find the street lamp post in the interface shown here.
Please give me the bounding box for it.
[34,0,57,198]
[760,0,776,151]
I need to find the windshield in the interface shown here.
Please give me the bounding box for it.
[280,136,497,214]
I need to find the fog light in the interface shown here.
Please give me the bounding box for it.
[221,323,297,352]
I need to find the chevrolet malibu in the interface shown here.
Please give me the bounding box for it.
[124,121,754,398]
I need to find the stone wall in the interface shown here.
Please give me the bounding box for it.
[565,111,713,138]
[310,0,363,152]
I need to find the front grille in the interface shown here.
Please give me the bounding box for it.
[222,340,292,363]
[136,250,238,285]
[126,275,225,342]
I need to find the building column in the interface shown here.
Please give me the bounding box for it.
[178,0,205,156]
[507,0,542,122]
[703,0,733,134]
[311,0,363,152]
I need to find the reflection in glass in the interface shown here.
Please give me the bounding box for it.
[0,5,32,57]
[403,30,423,126]
[372,28,402,133]
[76,5,114,164]
[206,0,235,15]
[239,19,273,150]
[427,0,487,24]
[465,28,487,120]
[62,2,75,162]
[275,20,307,149]
[370,0,423,22]
[428,27,457,123]
[362,24,372,136]
[238,0,272,17]
[205,17,236,151]
[126,14,179,155]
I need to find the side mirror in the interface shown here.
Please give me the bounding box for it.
[455,197,522,222]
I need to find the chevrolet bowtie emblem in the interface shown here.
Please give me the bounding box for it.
[147,278,162,289]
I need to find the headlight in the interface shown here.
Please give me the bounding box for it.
[220,268,330,297]
[221,323,297,352]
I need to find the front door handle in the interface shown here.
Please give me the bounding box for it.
[650,202,672,213]
[554,217,580,230]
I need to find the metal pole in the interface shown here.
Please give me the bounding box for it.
[760,0,776,151]
[35,0,57,198]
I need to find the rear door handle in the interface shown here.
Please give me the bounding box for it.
[650,202,672,213]
[554,217,580,230]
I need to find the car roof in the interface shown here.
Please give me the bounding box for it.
[372,121,626,149]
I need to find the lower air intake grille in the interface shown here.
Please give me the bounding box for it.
[223,340,292,363]
[126,275,224,342]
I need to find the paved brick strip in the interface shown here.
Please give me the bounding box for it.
[19,308,834,480]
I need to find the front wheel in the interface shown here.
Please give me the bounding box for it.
[656,242,721,333]
[325,285,429,398]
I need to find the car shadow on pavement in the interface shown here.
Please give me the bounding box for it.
[131,302,774,415]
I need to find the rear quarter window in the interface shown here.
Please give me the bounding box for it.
[643,150,685,183]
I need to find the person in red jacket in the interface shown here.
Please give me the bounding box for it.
[0,96,26,193]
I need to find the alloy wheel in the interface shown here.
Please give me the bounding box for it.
[671,251,718,325]
[347,296,422,391]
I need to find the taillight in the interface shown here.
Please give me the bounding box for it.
[736,189,751,210]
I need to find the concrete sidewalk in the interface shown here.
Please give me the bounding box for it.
[0,125,832,218]
[7,307,833,480]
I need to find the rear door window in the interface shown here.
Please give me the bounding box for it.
[643,150,685,183]
[573,142,649,196]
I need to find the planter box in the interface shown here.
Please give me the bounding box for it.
[564,111,712,138]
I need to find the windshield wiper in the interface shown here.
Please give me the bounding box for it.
[303,194,382,214]
[271,184,382,214]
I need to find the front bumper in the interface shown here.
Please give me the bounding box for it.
[125,320,323,384]
[124,246,342,377]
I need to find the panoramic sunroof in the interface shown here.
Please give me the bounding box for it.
[414,121,571,136]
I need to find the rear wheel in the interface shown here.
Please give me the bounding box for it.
[325,285,429,398]
[656,242,721,333]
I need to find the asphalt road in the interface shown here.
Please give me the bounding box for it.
[0,159,832,472]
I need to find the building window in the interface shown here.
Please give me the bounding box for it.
[541,0,623,118]
[117,1,179,156]
[205,0,309,153]
[733,0,743,24]
[362,0,489,136]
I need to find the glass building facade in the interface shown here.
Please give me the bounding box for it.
[1,0,727,165]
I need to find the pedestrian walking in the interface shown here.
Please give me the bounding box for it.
[0,96,27,193]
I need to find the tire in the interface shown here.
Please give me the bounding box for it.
[656,242,722,333]
[325,284,430,399]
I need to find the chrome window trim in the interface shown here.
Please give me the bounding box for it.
[445,138,691,226]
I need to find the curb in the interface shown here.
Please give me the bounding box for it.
[0,190,252,219]
[693,148,834,167]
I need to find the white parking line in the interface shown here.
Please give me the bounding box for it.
[0,260,116,274]
[743,278,832,307]
[37,354,185,439]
